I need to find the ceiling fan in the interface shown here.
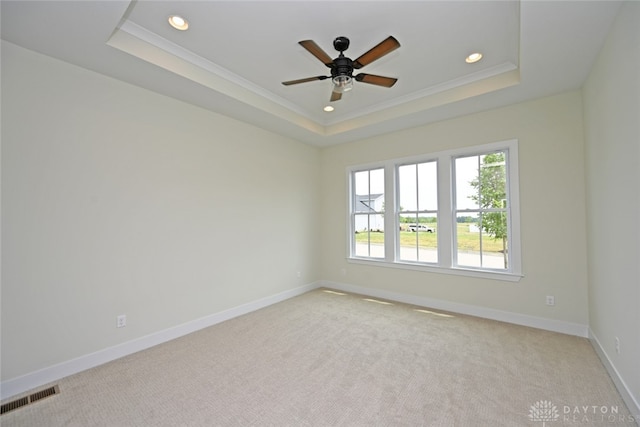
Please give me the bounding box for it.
[282,36,400,102]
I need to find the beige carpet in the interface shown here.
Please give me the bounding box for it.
[2,288,635,426]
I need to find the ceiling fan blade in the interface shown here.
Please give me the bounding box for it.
[299,40,334,67]
[353,36,400,69]
[355,73,398,88]
[282,76,329,86]
[330,90,342,102]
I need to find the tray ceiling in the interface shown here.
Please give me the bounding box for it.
[1,1,622,145]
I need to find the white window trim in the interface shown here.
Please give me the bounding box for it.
[346,139,523,282]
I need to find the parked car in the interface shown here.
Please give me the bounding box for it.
[408,224,435,233]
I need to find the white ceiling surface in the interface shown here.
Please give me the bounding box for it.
[1,1,621,146]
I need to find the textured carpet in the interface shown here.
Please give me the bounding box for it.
[2,288,635,426]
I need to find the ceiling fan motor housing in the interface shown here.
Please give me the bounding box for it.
[332,56,354,79]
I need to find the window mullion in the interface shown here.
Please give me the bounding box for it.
[384,163,396,262]
[506,145,521,274]
[438,155,453,268]
[368,171,372,257]
[414,165,419,260]
[476,156,484,268]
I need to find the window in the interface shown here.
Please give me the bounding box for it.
[454,152,509,270]
[398,161,438,263]
[351,168,385,259]
[348,140,521,280]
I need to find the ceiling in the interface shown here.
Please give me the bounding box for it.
[1,1,622,146]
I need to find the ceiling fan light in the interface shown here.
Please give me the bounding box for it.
[332,75,353,93]
[168,15,189,31]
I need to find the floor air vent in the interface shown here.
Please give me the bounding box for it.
[1,385,59,415]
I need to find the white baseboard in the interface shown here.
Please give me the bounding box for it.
[0,280,595,401]
[589,329,640,422]
[321,280,589,337]
[0,282,320,401]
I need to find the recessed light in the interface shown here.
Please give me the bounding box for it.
[465,52,483,63]
[323,106,334,112]
[168,15,189,31]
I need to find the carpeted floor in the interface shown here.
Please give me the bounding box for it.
[1,288,636,426]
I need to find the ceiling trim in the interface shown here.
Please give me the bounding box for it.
[107,7,522,140]
[326,67,521,136]
[108,20,326,135]
[326,62,519,126]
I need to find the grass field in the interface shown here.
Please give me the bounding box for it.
[355,224,506,253]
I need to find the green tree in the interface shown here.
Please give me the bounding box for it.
[469,152,508,268]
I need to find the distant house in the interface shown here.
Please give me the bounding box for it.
[354,193,384,232]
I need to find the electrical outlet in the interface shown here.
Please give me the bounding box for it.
[116,314,127,328]
[546,295,555,306]
[296,271,301,278]
[615,337,620,354]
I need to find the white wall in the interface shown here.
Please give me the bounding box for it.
[582,1,640,413]
[1,41,320,382]
[320,91,589,329]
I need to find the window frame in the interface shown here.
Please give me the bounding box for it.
[347,139,522,282]
[350,168,386,259]
[396,159,439,265]
[452,149,511,271]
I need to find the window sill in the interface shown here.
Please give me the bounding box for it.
[347,257,523,282]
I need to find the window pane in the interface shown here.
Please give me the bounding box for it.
[481,212,509,269]
[416,214,437,263]
[369,214,385,257]
[353,230,370,257]
[417,162,437,211]
[455,156,479,210]
[354,169,384,215]
[354,170,369,197]
[456,213,481,267]
[398,164,417,211]
[369,168,385,205]
[399,213,416,232]
[399,213,437,263]
[354,213,370,233]
[399,162,437,212]
[478,153,507,209]
[354,215,384,258]
[399,213,418,261]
